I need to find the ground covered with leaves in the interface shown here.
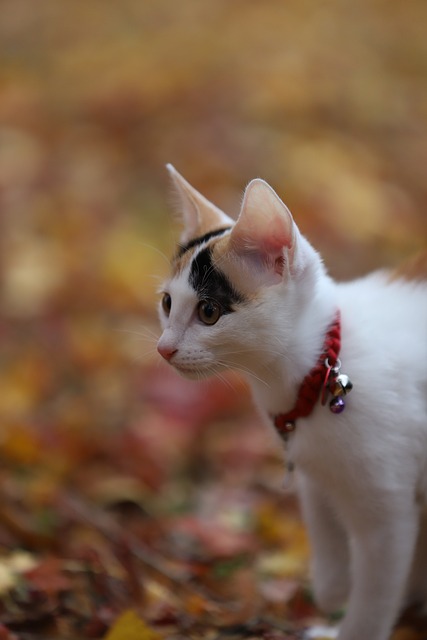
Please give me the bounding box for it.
[0,1,427,639]
[0,354,320,639]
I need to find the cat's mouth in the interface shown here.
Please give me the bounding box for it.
[173,363,212,380]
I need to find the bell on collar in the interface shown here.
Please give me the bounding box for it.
[330,373,353,397]
[330,396,346,413]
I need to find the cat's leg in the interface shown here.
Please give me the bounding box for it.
[297,473,349,613]
[337,501,419,640]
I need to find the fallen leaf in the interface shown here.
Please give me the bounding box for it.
[24,556,72,596]
[105,610,163,640]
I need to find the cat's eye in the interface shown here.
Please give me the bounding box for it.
[161,292,172,316]
[197,299,221,325]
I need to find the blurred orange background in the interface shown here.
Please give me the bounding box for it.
[1,0,427,490]
[0,2,426,631]
[0,0,427,628]
[1,0,427,517]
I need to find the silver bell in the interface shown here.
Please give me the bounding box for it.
[330,373,353,397]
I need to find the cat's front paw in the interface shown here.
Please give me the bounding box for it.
[305,626,339,639]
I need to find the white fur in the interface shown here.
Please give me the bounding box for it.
[158,175,427,640]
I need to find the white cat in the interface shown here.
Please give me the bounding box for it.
[157,164,427,640]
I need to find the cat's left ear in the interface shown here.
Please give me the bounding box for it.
[230,179,300,281]
[166,164,234,243]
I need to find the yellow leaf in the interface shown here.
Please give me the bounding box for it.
[105,610,163,640]
[256,549,308,579]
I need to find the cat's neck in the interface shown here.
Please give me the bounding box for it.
[247,275,338,417]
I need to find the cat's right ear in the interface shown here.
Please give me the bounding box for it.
[166,164,233,243]
[229,179,299,283]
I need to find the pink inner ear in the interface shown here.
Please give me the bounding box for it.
[254,219,293,275]
[262,216,293,253]
[231,204,295,276]
[228,178,298,282]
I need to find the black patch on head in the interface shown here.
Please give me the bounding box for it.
[189,246,245,314]
[176,227,232,259]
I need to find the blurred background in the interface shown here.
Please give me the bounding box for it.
[0,0,426,636]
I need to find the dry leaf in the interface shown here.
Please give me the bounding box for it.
[105,610,162,640]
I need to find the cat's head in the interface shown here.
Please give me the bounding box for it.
[157,165,324,380]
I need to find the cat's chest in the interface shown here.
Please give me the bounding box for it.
[290,413,351,476]
[249,378,299,418]
[273,404,367,498]
[250,381,348,478]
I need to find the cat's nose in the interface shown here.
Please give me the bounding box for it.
[157,344,178,362]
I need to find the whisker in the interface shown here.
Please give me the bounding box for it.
[116,327,159,341]
[129,346,159,363]
[116,324,160,363]
[138,241,171,267]
[150,274,168,284]
[219,346,289,362]
[217,359,270,388]
[210,368,238,392]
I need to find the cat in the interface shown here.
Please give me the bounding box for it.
[157,164,427,640]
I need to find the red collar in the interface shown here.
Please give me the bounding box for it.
[273,311,342,439]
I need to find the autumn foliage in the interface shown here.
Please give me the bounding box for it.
[0,1,426,638]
